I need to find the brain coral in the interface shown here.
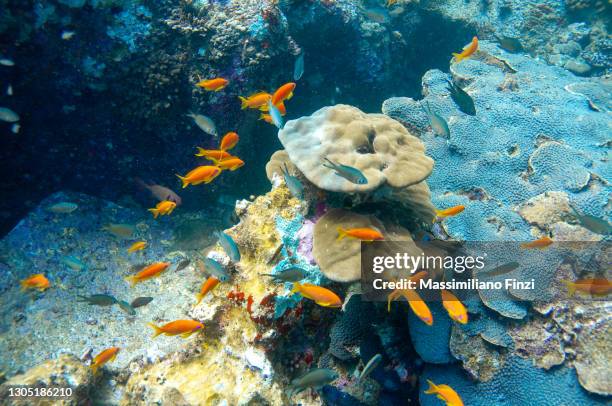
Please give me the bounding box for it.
[278,105,434,194]
[313,208,421,282]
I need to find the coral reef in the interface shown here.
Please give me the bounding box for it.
[383,40,610,242]
[422,0,611,76]
[383,40,611,402]
[0,1,610,405]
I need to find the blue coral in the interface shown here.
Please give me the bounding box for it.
[383,41,611,242]
[272,213,324,319]
[420,356,604,406]
[407,301,454,364]
[106,4,152,52]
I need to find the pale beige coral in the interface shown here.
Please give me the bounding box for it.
[122,185,317,405]
[375,182,437,224]
[517,191,574,229]
[265,150,297,183]
[449,327,508,382]
[121,308,303,406]
[278,105,434,193]
[0,355,92,406]
[313,208,422,282]
[572,304,612,396]
[231,183,303,263]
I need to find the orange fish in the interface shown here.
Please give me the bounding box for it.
[196,77,228,91]
[125,262,170,287]
[208,157,244,171]
[275,101,286,115]
[402,289,433,325]
[521,236,553,249]
[452,36,478,63]
[424,380,464,406]
[291,282,342,308]
[20,274,51,292]
[195,276,220,305]
[259,113,273,124]
[561,278,611,297]
[148,320,204,338]
[127,241,147,253]
[337,227,384,242]
[90,347,120,375]
[441,289,468,324]
[239,92,272,110]
[176,166,222,188]
[388,271,433,325]
[435,205,465,219]
[194,148,233,161]
[148,200,176,219]
[219,132,239,151]
[271,82,296,105]
[259,100,287,114]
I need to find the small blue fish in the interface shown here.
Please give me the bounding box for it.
[358,353,382,383]
[62,255,86,271]
[261,266,306,283]
[322,158,368,185]
[268,100,284,129]
[294,53,304,81]
[421,102,450,138]
[117,300,136,315]
[214,231,241,263]
[47,202,78,214]
[77,294,117,306]
[447,80,476,116]
[481,261,520,278]
[201,257,230,282]
[281,163,304,200]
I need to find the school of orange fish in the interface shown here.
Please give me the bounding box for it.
[16,36,610,405]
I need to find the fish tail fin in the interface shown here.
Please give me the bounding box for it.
[434,209,445,218]
[195,147,205,157]
[147,322,163,338]
[336,227,347,241]
[208,156,220,165]
[561,280,576,297]
[322,157,335,169]
[124,275,137,287]
[424,379,437,394]
[239,96,248,109]
[195,293,204,306]
[176,174,189,189]
[19,281,28,291]
[148,208,159,219]
[133,177,149,190]
[387,289,400,312]
[90,363,100,375]
[452,52,463,62]
[290,282,301,295]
